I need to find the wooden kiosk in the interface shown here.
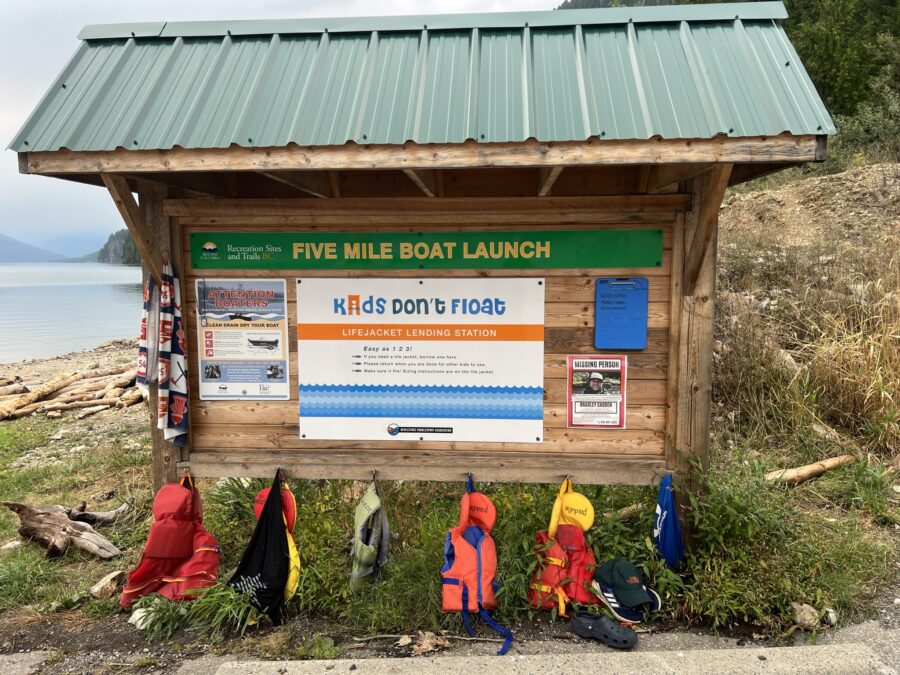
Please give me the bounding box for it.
[10,2,833,493]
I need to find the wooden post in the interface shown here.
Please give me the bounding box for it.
[672,166,730,545]
[138,184,179,489]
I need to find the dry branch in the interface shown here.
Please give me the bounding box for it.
[765,455,856,484]
[67,501,129,525]
[3,502,123,559]
[602,502,645,521]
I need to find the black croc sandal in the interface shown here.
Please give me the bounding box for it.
[571,610,637,650]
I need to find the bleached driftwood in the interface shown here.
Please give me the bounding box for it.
[0,383,28,397]
[13,398,114,418]
[765,455,856,484]
[0,372,79,420]
[0,364,137,421]
[3,501,125,559]
[116,388,144,408]
[76,404,113,419]
[93,373,136,400]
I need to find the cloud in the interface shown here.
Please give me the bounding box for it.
[0,0,550,243]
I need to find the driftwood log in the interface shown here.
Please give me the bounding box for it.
[0,364,135,421]
[0,383,28,397]
[116,388,145,408]
[765,454,856,484]
[0,372,78,420]
[3,501,128,559]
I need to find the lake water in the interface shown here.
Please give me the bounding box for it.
[0,263,143,363]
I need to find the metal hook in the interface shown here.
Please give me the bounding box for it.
[371,469,378,483]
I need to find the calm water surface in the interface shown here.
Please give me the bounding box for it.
[0,263,143,363]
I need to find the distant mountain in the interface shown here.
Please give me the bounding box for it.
[0,233,67,263]
[69,249,101,262]
[40,231,111,258]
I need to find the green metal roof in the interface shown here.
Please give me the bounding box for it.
[9,2,834,153]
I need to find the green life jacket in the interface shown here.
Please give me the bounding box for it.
[350,481,390,591]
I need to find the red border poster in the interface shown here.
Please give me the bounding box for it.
[566,355,627,429]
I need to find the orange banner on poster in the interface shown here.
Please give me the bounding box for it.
[297,323,544,341]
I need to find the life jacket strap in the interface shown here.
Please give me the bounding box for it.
[461,584,512,656]
[530,582,569,617]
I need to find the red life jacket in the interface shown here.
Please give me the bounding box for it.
[441,477,512,655]
[528,477,601,616]
[120,473,219,607]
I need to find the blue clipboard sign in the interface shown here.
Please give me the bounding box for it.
[595,278,648,350]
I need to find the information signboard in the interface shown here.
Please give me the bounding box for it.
[296,278,545,442]
[191,230,663,270]
[195,279,290,400]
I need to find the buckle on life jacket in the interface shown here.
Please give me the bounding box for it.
[529,582,570,617]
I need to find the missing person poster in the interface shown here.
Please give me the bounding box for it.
[196,279,289,400]
[296,278,545,442]
[567,355,627,429]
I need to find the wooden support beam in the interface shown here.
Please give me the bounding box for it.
[256,170,332,197]
[728,162,800,187]
[329,171,341,198]
[682,164,731,295]
[128,174,229,199]
[644,164,714,194]
[538,167,564,196]
[672,170,723,547]
[164,193,691,218]
[21,136,822,175]
[137,184,179,489]
[101,173,162,284]
[223,173,240,198]
[403,169,441,197]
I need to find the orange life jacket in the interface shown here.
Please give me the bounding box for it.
[441,477,512,655]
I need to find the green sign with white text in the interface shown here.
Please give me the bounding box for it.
[190,230,663,270]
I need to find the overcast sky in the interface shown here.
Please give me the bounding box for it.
[0,0,549,253]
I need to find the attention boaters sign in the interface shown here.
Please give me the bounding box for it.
[296,278,545,443]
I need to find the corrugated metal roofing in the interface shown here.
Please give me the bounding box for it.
[9,2,835,153]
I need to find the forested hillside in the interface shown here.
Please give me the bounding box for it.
[96,228,140,265]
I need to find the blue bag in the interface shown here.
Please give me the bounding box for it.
[653,474,685,570]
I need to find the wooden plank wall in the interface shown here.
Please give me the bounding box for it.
[172,196,686,484]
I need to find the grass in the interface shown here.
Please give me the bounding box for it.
[0,413,155,610]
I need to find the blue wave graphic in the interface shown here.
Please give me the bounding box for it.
[301,384,543,394]
[299,384,544,420]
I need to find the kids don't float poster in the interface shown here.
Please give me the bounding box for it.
[296,278,545,442]
[196,279,290,400]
